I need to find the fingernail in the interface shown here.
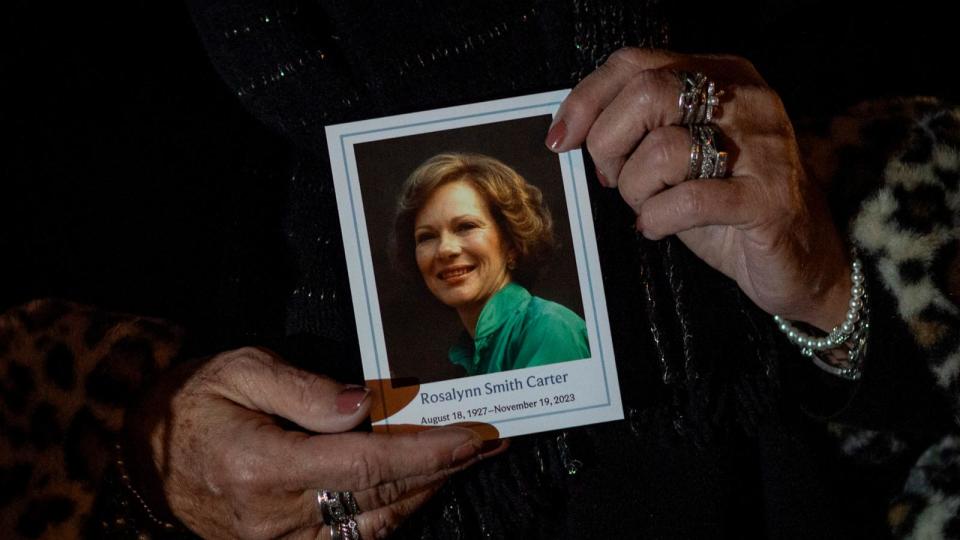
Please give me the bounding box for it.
[335,386,370,414]
[545,118,567,151]
[596,167,609,187]
[418,427,481,467]
[425,427,481,467]
[451,441,481,467]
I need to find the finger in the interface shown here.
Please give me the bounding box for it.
[290,439,506,530]
[294,466,451,529]
[615,125,691,210]
[294,481,444,540]
[585,69,683,184]
[209,347,372,434]
[352,481,443,540]
[637,177,754,240]
[548,48,680,152]
[266,427,483,491]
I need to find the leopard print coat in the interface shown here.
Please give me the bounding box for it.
[804,97,960,537]
[856,99,960,537]
[0,300,183,538]
[1,98,958,538]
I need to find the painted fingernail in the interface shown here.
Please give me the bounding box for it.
[335,386,370,414]
[545,118,567,151]
[419,428,481,467]
[451,441,481,466]
[596,167,609,187]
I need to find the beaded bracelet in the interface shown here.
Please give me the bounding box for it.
[114,443,183,533]
[773,258,869,380]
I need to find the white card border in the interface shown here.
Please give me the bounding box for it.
[326,90,622,437]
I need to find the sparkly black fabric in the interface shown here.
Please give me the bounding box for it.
[178,1,903,537]
[4,0,956,538]
[186,0,672,354]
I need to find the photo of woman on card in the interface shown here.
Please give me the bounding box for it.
[393,153,589,376]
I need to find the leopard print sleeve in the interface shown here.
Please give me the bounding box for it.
[845,99,960,404]
[802,97,960,538]
[0,299,183,539]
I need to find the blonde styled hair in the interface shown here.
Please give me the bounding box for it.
[394,153,555,286]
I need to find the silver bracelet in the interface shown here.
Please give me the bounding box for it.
[773,258,869,380]
[115,443,181,532]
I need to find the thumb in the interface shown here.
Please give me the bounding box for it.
[208,346,371,434]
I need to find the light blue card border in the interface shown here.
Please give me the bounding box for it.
[326,90,622,437]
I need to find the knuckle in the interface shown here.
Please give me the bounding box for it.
[563,87,595,117]
[728,82,762,105]
[607,46,644,67]
[586,141,626,175]
[622,73,656,109]
[373,480,405,509]
[727,82,757,104]
[617,173,644,210]
[643,129,676,170]
[618,185,640,212]
[756,89,786,115]
[219,444,266,492]
[677,187,705,217]
[348,455,384,490]
[222,347,273,377]
[584,129,610,160]
[732,55,761,79]
[637,210,653,233]
[728,84,786,123]
[623,69,672,107]
[367,506,402,540]
[638,207,666,240]
[229,346,273,364]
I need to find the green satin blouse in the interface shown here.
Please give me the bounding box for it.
[448,283,590,376]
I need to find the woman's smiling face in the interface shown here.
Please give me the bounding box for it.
[414,180,513,316]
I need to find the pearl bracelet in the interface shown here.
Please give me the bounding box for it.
[773,258,868,380]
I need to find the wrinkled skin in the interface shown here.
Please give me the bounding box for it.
[129,347,497,539]
[130,48,852,540]
[548,48,851,332]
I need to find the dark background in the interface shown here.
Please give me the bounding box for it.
[2,0,293,351]
[353,115,584,383]
[3,0,956,346]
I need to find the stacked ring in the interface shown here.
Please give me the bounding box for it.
[318,490,362,540]
[677,71,723,125]
[332,520,362,540]
[677,71,729,180]
[687,125,729,180]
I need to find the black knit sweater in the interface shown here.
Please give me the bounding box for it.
[5,0,956,537]
[174,1,951,537]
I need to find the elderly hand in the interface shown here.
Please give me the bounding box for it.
[547,48,851,331]
[128,347,488,540]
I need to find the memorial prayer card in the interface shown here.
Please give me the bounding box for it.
[326,91,622,439]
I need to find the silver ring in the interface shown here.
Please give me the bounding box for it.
[688,140,703,180]
[317,490,362,526]
[687,125,729,180]
[331,518,362,540]
[340,491,361,517]
[676,71,723,125]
